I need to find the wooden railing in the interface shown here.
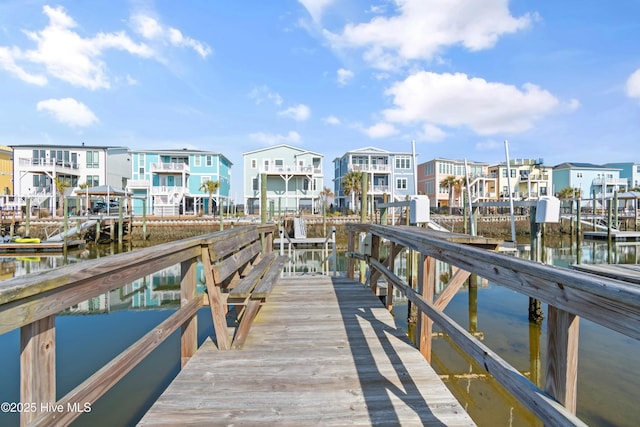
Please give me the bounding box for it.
[346,223,640,427]
[0,224,276,426]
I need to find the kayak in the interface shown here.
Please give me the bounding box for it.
[13,237,41,244]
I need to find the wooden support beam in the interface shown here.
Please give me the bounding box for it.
[417,255,435,362]
[180,259,198,367]
[545,305,580,414]
[434,267,472,311]
[369,234,380,294]
[201,246,230,350]
[20,316,56,427]
[347,231,355,279]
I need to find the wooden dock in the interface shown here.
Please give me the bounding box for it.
[583,230,640,241]
[138,276,475,426]
[571,263,640,285]
[0,239,85,253]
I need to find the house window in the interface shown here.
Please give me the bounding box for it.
[275,159,284,169]
[87,175,99,187]
[577,172,583,178]
[138,153,145,175]
[396,178,407,189]
[395,156,411,169]
[201,176,211,185]
[206,155,213,167]
[252,178,259,191]
[251,159,257,169]
[195,155,202,167]
[86,151,99,168]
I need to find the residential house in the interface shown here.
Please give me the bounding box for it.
[333,147,415,210]
[604,162,640,189]
[0,145,12,198]
[417,158,495,209]
[489,158,552,201]
[128,149,232,216]
[553,163,627,204]
[243,145,323,215]
[10,144,130,215]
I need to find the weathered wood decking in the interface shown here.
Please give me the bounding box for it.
[138,276,475,426]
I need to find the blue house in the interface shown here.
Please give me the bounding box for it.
[128,149,232,216]
[552,162,627,202]
[333,147,416,210]
[604,162,640,189]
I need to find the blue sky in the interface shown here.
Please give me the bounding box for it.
[1,0,639,199]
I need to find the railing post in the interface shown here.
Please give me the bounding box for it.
[331,226,337,277]
[180,258,198,367]
[20,316,56,426]
[545,305,580,414]
[416,255,435,363]
[369,234,380,295]
[347,229,355,279]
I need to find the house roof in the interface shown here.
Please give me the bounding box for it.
[11,144,127,150]
[553,162,620,170]
[242,144,323,157]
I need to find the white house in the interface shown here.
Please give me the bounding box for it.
[10,144,130,215]
[243,145,323,215]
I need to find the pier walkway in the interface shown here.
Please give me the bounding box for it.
[139,275,475,426]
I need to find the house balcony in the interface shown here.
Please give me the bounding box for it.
[592,178,627,187]
[348,164,391,173]
[150,186,187,197]
[370,185,390,194]
[259,165,321,175]
[519,174,550,182]
[128,179,151,188]
[150,162,190,174]
[18,157,81,175]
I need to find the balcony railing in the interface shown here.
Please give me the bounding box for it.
[150,186,186,196]
[260,165,321,174]
[348,164,391,173]
[520,174,550,182]
[127,179,150,188]
[19,158,80,171]
[592,177,627,186]
[371,185,390,193]
[150,162,190,173]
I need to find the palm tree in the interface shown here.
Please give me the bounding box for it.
[320,187,335,211]
[440,175,457,214]
[341,171,363,214]
[199,180,220,217]
[53,177,69,216]
[453,177,466,209]
[557,186,580,199]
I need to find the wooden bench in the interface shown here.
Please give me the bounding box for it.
[200,225,287,349]
[228,253,288,349]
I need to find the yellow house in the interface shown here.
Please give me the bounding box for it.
[0,145,12,196]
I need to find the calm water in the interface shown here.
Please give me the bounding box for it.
[0,238,638,426]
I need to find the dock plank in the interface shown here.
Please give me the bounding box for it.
[138,276,475,426]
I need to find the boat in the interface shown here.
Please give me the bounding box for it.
[13,237,41,244]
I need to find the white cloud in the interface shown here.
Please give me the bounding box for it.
[249,85,283,106]
[383,71,560,135]
[20,5,155,90]
[324,115,341,125]
[475,139,501,151]
[626,69,640,99]
[249,131,302,145]
[324,0,532,70]
[131,14,212,58]
[362,122,398,139]
[37,97,98,127]
[337,68,354,86]
[418,123,446,142]
[0,46,47,85]
[278,104,311,121]
[298,0,336,23]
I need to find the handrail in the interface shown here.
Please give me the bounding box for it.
[346,223,640,426]
[0,224,276,426]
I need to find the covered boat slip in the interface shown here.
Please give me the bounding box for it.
[138,276,475,426]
